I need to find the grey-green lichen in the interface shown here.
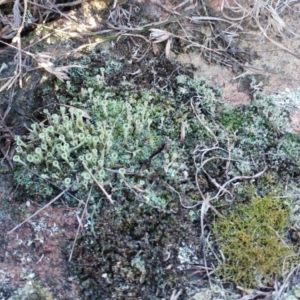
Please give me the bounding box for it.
[13,67,226,208]
[8,281,52,300]
[253,87,300,133]
[14,91,167,192]
[273,284,300,300]
[14,58,300,205]
[190,285,240,300]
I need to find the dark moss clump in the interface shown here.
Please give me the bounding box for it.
[213,196,294,287]
[14,169,54,201]
[70,197,201,299]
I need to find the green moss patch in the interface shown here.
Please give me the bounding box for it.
[214,196,294,287]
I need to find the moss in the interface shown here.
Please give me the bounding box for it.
[70,194,201,299]
[278,133,300,170]
[213,196,294,287]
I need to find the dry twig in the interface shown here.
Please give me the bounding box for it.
[169,289,182,300]
[82,162,114,204]
[69,186,92,262]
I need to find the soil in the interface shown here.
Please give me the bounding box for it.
[0,0,300,299]
[0,205,80,299]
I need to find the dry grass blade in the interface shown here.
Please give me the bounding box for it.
[149,28,173,43]
[69,187,92,262]
[220,0,252,21]
[34,53,86,81]
[169,289,182,300]
[173,0,190,10]
[0,0,13,4]
[11,0,28,89]
[275,263,300,299]
[12,0,21,30]
[255,17,300,59]
[0,76,17,92]
[165,37,171,58]
[190,16,243,30]
[212,167,267,202]
[0,43,85,90]
[0,25,16,39]
[0,0,87,90]
[149,28,174,58]
[221,0,300,59]
[267,5,286,34]
[237,289,272,300]
[39,64,79,81]
[200,194,211,243]
[82,162,114,204]
[190,99,218,143]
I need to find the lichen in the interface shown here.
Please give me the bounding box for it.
[253,87,300,133]
[13,59,224,208]
[12,53,300,297]
[8,281,52,300]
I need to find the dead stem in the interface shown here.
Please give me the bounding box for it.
[169,289,182,300]
[190,99,218,143]
[69,186,92,262]
[82,162,114,205]
[275,263,300,299]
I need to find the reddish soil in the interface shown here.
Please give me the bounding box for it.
[0,204,81,299]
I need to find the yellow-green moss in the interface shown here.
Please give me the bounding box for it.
[214,196,294,287]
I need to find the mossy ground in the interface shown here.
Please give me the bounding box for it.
[11,51,300,298]
[213,196,293,287]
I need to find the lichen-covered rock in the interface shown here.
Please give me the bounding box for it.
[12,54,300,298]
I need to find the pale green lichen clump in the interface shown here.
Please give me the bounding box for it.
[15,101,161,193]
[13,73,217,200]
[14,98,164,192]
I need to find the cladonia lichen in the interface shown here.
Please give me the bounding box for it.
[12,54,300,296]
[13,68,223,206]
